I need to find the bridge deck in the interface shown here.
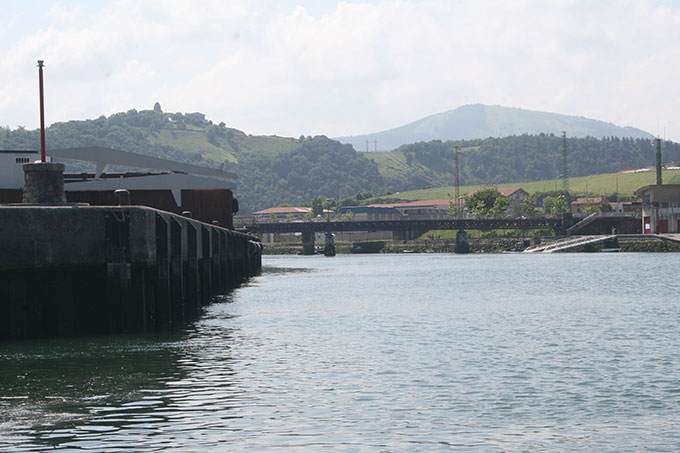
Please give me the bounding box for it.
[247,217,565,234]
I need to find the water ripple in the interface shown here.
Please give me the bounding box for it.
[2,253,680,451]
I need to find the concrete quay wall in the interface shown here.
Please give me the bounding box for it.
[0,205,262,340]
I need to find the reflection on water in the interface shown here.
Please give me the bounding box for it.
[260,265,317,275]
[2,253,680,451]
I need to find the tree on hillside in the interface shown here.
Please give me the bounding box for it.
[465,188,508,217]
[520,193,538,217]
[310,197,325,216]
[235,136,384,212]
[600,201,613,212]
[491,196,510,216]
[543,195,569,214]
[447,192,464,217]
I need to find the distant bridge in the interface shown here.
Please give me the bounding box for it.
[243,214,640,255]
[245,217,568,235]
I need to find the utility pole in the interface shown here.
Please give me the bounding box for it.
[656,138,662,186]
[365,140,377,152]
[615,174,619,199]
[37,60,46,162]
[561,131,568,193]
[454,145,460,213]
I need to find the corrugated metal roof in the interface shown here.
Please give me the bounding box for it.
[254,206,312,215]
[571,197,609,205]
[367,199,452,208]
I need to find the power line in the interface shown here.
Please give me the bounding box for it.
[454,145,461,211]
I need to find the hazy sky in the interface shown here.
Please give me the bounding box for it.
[2,0,680,141]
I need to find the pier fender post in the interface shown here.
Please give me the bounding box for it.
[225,231,235,286]
[186,221,199,316]
[169,217,185,327]
[210,227,221,294]
[155,214,171,329]
[255,241,263,271]
[200,225,212,304]
[234,232,245,282]
[105,210,132,333]
[219,230,228,291]
[237,233,247,280]
[455,229,470,254]
[248,240,260,274]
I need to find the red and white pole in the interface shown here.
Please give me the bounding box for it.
[38,60,46,163]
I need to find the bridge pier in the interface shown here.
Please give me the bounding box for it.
[324,232,336,256]
[455,229,470,254]
[301,231,315,255]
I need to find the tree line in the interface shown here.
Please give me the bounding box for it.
[386,135,680,192]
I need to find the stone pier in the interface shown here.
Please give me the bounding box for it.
[0,205,262,340]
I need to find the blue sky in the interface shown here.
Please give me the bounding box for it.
[2,0,680,142]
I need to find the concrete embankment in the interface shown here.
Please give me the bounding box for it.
[0,205,262,340]
[261,238,534,254]
[261,235,680,255]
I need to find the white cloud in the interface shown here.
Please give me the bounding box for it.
[1,0,680,141]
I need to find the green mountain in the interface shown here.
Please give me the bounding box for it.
[337,104,654,151]
[2,106,676,213]
[0,107,383,214]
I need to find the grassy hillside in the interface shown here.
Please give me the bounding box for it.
[365,145,479,181]
[385,168,680,202]
[150,128,237,163]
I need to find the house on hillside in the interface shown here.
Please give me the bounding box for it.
[609,201,642,215]
[570,197,610,214]
[497,187,529,213]
[634,185,680,234]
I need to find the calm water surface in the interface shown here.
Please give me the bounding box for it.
[1,253,680,451]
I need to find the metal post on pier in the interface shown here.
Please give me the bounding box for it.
[38,60,47,163]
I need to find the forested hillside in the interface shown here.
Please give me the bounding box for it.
[227,136,384,211]
[2,107,679,212]
[0,106,382,212]
[368,135,680,193]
